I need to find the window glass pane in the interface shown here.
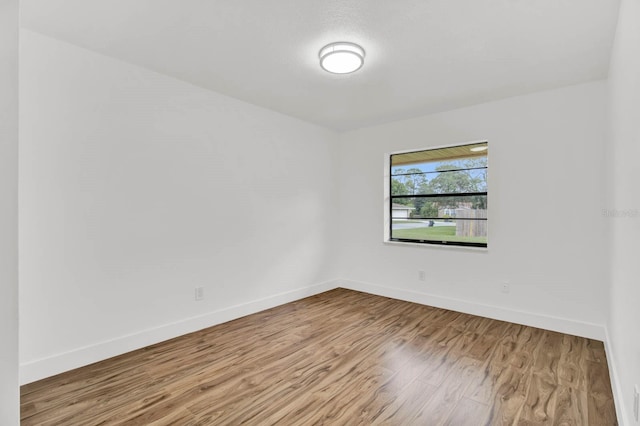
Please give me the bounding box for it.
[390,195,487,219]
[391,218,487,245]
[391,155,486,196]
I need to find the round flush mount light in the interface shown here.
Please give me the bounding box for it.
[319,42,365,74]
[470,146,488,152]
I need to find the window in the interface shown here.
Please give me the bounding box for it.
[388,141,488,248]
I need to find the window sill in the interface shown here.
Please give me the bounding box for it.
[383,239,489,252]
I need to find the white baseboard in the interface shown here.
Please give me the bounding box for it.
[20,279,340,385]
[338,279,606,340]
[604,327,629,426]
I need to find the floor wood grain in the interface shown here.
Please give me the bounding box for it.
[20,289,617,425]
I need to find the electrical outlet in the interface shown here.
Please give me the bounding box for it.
[634,384,639,422]
[195,287,204,301]
[418,270,426,281]
[501,282,510,293]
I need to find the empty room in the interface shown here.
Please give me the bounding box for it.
[1,0,639,424]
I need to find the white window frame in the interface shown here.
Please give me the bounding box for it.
[384,140,489,249]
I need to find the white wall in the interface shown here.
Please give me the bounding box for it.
[0,1,19,423]
[19,30,338,383]
[607,0,640,423]
[337,81,609,339]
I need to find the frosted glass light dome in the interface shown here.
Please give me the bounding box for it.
[319,42,365,74]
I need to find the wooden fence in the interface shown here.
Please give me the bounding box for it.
[455,209,487,237]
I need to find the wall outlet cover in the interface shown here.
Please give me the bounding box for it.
[195,287,204,301]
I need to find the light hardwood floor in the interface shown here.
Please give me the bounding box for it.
[21,289,617,425]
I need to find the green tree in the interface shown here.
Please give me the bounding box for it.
[428,163,479,194]
[391,178,410,205]
[462,158,487,208]
[391,168,410,205]
[463,158,488,191]
[399,168,427,195]
[425,160,487,210]
[420,202,439,218]
[393,167,428,214]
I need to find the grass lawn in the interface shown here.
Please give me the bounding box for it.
[392,226,487,244]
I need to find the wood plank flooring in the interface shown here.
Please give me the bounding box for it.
[20,289,617,425]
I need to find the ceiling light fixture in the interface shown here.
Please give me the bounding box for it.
[319,42,365,74]
[470,146,488,152]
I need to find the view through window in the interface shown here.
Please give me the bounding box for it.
[389,142,488,247]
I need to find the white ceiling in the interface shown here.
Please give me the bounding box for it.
[21,0,620,131]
